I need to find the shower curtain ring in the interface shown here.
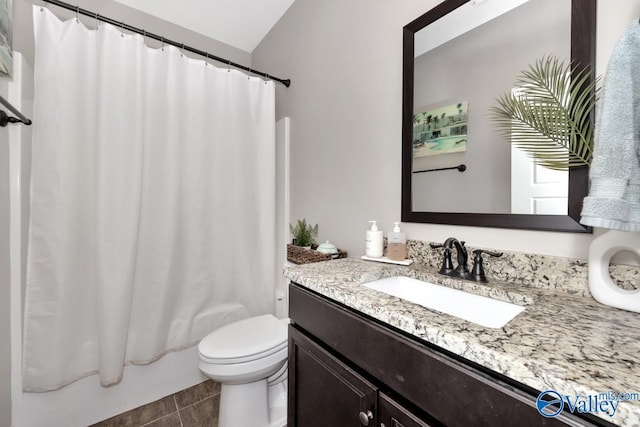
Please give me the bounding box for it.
[120,21,125,37]
[95,12,100,29]
[181,43,185,57]
[161,37,164,51]
[75,6,80,23]
[205,53,209,66]
[227,60,231,72]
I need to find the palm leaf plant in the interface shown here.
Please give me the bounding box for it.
[489,55,600,171]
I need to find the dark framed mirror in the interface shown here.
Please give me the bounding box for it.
[401,0,596,232]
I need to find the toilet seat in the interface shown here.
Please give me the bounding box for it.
[199,314,287,365]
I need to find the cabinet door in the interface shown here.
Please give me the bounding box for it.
[378,393,433,427]
[288,326,378,427]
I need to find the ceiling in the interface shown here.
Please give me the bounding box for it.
[112,0,296,53]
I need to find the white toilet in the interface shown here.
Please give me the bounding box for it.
[198,313,289,427]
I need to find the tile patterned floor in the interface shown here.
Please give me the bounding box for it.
[90,380,221,427]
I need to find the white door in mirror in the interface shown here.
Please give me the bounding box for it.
[511,145,568,215]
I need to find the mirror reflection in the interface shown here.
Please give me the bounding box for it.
[402,0,596,233]
[411,0,571,214]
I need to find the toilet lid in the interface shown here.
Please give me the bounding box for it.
[199,314,288,364]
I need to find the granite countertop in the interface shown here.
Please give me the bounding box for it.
[284,258,640,426]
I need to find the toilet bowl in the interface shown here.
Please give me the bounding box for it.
[198,314,288,427]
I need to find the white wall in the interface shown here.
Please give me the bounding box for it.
[0,51,34,427]
[0,73,12,427]
[6,52,34,427]
[252,0,640,260]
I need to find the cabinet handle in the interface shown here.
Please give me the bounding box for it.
[359,410,374,426]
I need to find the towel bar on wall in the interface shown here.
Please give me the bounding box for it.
[0,95,32,127]
[413,164,466,174]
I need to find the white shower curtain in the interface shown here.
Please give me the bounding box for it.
[24,7,276,392]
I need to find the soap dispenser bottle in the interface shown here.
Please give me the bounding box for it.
[366,221,384,258]
[387,222,407,261]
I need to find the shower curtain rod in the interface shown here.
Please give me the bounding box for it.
[0,94,32,127]
[40,0,291,87]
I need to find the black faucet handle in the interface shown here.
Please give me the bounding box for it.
[430,243,455,275]
[440,248,455,275]
[472,249,503,258]
[470,249,503,283]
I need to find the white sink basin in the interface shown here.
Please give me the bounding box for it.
[363,276,525,328]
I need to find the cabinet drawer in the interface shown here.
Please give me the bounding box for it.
[289,283,591,427]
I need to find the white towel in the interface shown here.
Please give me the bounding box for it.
[580,22,640,231]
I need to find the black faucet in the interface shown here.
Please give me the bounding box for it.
[430,237,470,280]
[470,249,504,282]
[430,239,503,282]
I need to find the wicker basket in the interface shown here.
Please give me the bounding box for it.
[287,244,347,265]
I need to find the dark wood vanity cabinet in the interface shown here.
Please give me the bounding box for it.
[289,326,430,427]
[288,283,601,427]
